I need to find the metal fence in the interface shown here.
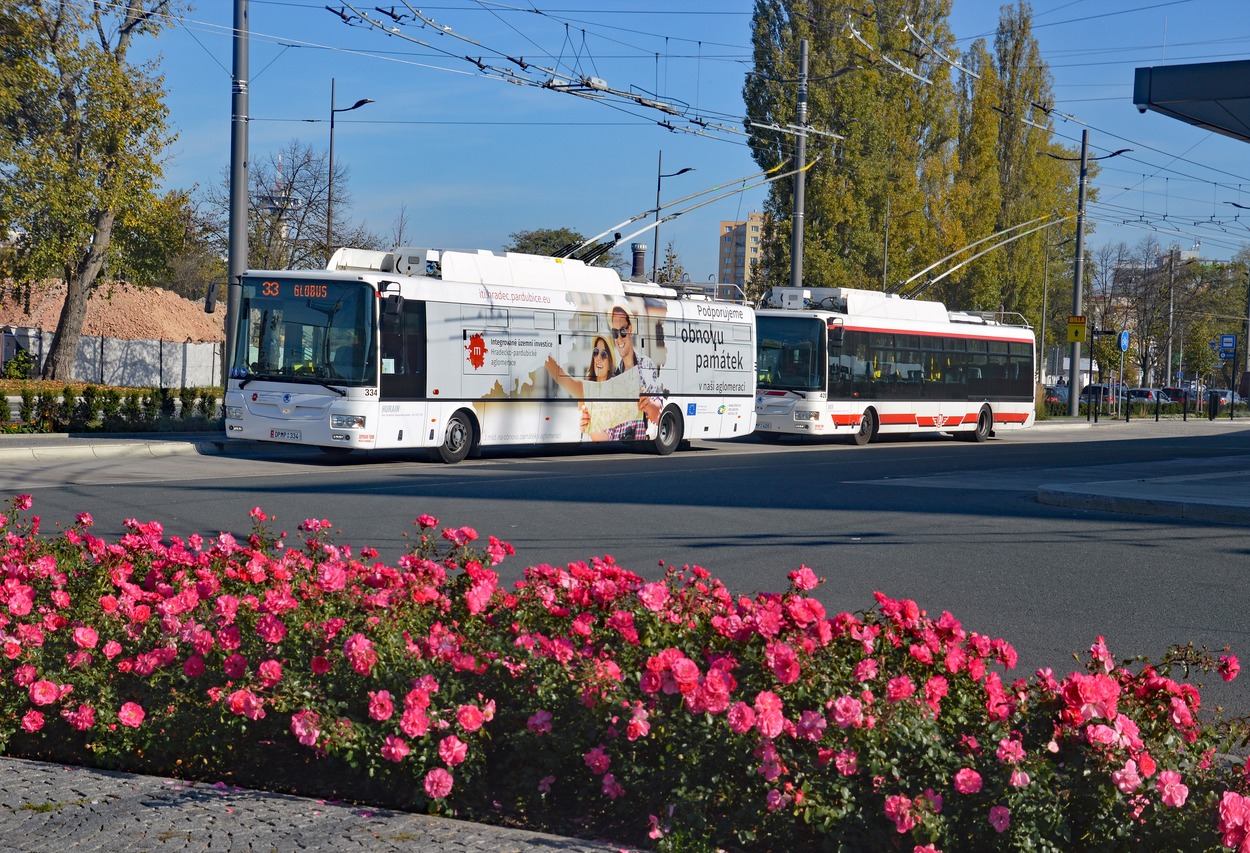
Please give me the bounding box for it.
[1,326,222,388]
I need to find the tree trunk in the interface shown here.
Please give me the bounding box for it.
[42,210,116,381]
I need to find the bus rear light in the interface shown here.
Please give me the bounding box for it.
[331,414,366,429]
[226,406,244,420]
[793,410,820,421]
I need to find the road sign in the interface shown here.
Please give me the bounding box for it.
[1222,334,1237,350]
[1119,330,1130,352]
[1067,315,1087,343]
[1221,350,1236,361]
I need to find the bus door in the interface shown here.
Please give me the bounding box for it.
[378,297,428,448]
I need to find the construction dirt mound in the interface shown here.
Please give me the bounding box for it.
[0,281,224,343]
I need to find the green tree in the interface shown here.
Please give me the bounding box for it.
[745,1,1081,319]
[158,195,226,303]
[0,0,183,380]
[503,227,624,271]
[745,0,958,294]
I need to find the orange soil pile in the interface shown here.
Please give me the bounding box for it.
[0,281,224,343]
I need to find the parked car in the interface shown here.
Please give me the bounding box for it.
[1161,386,1191,403]
[1128,388,1168,404]
[1078,384,1126,404]
[1043,385,1069,405]
[1208,389,1243,406]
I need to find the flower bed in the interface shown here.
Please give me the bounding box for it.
[0,494,1247,851]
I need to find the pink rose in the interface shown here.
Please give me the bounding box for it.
[118,701,145,728]
[1220,654,1241,682]
[381,735,410,763]
[527,710,553,735]
[988,805,1010,833]
[886,675,915,703]
[29,679,60,706]
[423,768,453,799]
[1156,770,1188,807]
[726,702,755,735]
[368,690,394,722]
[439,735,468,767]
[583,746,610,775]
[954,768,982,794]
[1111,759,1141,794]
[883,794,917,833]
[290,710,321,747]
[72,626,98,649]
[832,695,864,729]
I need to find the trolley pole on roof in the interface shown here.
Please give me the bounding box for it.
[790,38,808,289]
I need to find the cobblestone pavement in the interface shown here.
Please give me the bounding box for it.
[0,757,631,853]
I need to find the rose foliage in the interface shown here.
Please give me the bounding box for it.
[1,494,1248,852]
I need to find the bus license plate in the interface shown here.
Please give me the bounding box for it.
[270,429,301,441]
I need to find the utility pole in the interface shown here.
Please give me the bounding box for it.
[789,38,808,289]
[1167,246,1176,387]
[225,0,249,386]
[1067,130,1089,415]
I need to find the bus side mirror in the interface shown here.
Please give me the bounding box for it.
[381,294,403,334]
[828,325,844,347]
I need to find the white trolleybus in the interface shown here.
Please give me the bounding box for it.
[223,247,756,462]
[754,286,1035,445]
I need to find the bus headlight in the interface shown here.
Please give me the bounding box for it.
[331,414,366,429]
[226,406,244,420]
[793,410,821,421]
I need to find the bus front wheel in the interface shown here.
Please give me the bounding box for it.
[852,408,877,446]
[960,406,993,442]
[432,411,474,463]
[653,406,683,456]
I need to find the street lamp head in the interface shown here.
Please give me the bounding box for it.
[336,98,375,114]
[662,166,696,179]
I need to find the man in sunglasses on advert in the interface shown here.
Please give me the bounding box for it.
[603,305,665,438]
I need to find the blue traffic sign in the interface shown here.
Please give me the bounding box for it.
[1222,334,1237,350]
[1119,330,1130,352]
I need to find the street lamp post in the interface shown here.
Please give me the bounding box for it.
[653,150,694,282]
[1040,235,1074,385]
[1042,136,1131,413]
[327,78,374,252]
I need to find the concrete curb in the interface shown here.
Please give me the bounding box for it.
[0,756,626,852]
[0,435,285,463]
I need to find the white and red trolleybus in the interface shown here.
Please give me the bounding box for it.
[223,247,756,462]
[754,286,1035,444]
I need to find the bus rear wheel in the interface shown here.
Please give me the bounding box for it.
[432,411,474,463]
[852,408,877,446]
[960,405,993,442]
[653,406,683,456]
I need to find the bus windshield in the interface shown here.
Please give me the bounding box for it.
[231,277,377,386]
[757,314,826,392]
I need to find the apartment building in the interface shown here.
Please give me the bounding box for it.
[717,212,764,290]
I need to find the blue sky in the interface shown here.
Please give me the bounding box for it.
[140,1,1250,281]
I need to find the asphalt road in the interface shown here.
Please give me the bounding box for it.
[2,418,1248,715]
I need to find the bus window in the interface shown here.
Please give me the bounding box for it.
[380,301,426,400]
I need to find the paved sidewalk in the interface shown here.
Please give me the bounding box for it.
[1029,415,1250,525]
[0,757,627,852]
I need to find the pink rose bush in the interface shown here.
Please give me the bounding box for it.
[0,493,1247,852]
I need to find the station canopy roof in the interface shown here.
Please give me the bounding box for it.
[1133,59,1250,144]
